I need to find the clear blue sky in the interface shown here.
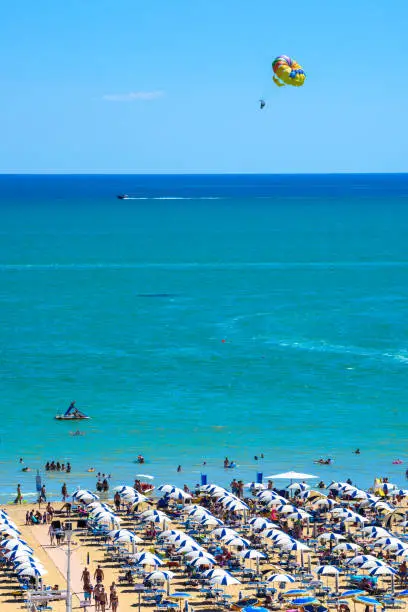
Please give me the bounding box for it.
[1,0,407,173]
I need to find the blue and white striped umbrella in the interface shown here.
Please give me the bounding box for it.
[134,552,163,566]
[210,573,240,586]
[145,570,175,582]
[239,549,266,560]
[267,573,295,583]
[316,565,341,575]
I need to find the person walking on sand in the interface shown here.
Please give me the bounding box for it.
[48,524,55,546]
[94,565,104,583]
[99,585,108,612]
[94,582,104,612]
[110,583,119,611]
[15,484,23,504]
[81,566,91,588]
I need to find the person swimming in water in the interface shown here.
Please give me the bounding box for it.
[354,449,361,454]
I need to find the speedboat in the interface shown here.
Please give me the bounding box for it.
[55,402,90,421]
[117,194,129,200]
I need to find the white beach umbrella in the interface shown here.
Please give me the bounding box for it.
[72,489,99,503]
[277,504,297,514]
[1,538,32,551]
[199,516,223,527]
[94,513,121,527]
[202,568,231,579]
[14,560,45,572]
[213,528,239,539]
[266,471,317,480]
[210,573,241,586]
[185,551,217,563]
[249,518,277,531]
[177,544,204,554]
[348,555,379,566]
[332,542,362,553]
[239,549,266,560]
[360,560,387,570]
[145,570,174,582]
[187,505,212,517]
[319,533,346,542]
[316,565,340,575]
[110,529,143,544]
[287,482,311,491]
[279,540,310,552]
[223,536,250,548]
[287,510,312,520]
[134,552,163,566]
[190,556,215,567]
[17,566,47,577]
[267,573,295,583]
[362,526,390,538]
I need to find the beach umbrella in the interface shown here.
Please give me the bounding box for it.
[369,565,397,593]
[184,551,216,563]
[356,596,382,606]
[262,528,288,540]
[14,561,45,572]
[277,504,297,514]
[245,483,266,490]
[291,597,318,605]
[223,537,249,548]
[287,510,312,520]
[279,540,310,552]
[223,499,249,512]
[72,489,99,503]
[248,517,274,531]
[384,542,408,553]
[177,544,203,554]
[266,573,295,583]
[187,505,212,517]
[1,538,32,551]
[282,589,310,597]
[158,529,183,539]
[287,482,310,491]
[319,533,345,542]
[332,543,362,553]
[145,570,174,582]
[158,484,177,494]
[266,471,317,480]
[311,498,337,510]
[17,566,47,577]
[360,560,386,570]
[362,526,390,538]
[111,530,143,544]
[94,513,121,527]
[316,565,341,591]
[239,549,266,560]
[239,549,266,574]
[134,552,163,566]
[168,488,192,501]
[140,509,168,519]
[348,555,379,566]
[210,573,241,586]
[190,556,214,568]
[338,590,366,598]
[199,516,223,527]
[213,527,239,538]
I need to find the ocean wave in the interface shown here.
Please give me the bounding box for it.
[274,338,408,365]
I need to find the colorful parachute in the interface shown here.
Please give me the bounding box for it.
[272,55,305,88]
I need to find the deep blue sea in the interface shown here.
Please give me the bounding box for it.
[1,174,408,500]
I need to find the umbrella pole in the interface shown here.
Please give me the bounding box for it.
[391,573,394,595]
[256,557,259,576]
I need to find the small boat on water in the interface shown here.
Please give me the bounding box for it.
[117,194,130,199]
[55,402,90,421]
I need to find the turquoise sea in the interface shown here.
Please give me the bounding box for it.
[1,174,408,500]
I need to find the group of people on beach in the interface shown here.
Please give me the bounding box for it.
[81,566,119,612]
[45,461,71,473]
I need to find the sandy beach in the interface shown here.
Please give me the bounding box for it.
[1,479,408,612]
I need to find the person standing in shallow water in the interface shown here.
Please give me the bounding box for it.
[15,484,23,504]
